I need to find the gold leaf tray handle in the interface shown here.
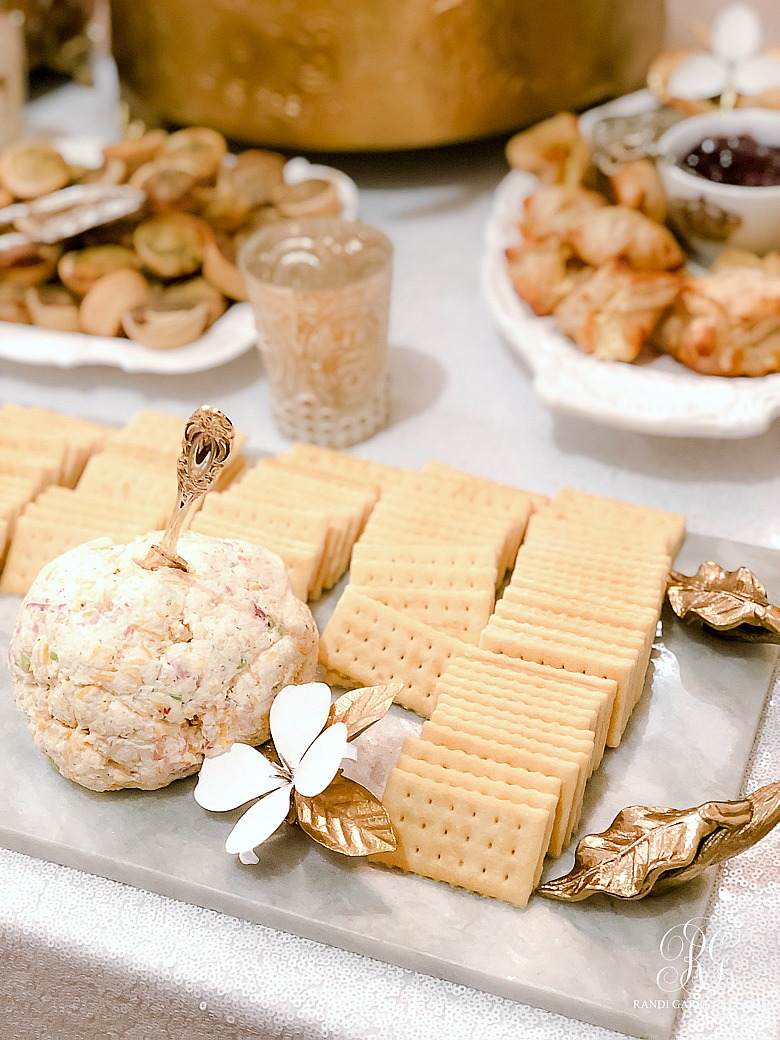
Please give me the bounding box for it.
[538,781,780,902]
[667,562,780,643]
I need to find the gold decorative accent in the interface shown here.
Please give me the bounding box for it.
[327,682,404,739]
[669,196,742,244]
[667,562,780,643]
[294,775,396,857]
[139,406,234,572]
[538,781,780,902]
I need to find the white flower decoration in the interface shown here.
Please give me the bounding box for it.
[669,4,780,104]
[194,682,356,864]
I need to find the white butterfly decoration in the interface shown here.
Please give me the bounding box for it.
[668,3,780,105]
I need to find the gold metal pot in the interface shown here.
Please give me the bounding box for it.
[111,0,665,151]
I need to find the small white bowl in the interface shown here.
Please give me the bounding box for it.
[657,108,780,264]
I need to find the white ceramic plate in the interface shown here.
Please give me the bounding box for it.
[0,153,360,375]
[481,92,780,438]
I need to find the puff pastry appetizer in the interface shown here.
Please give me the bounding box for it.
[555,259,681,362]
[568,206,685,272]
[653,267,780,376]
[520,185,606,245]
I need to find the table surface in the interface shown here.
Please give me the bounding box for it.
[1,61,778,1040]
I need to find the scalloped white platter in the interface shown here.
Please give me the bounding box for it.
[481,91,780,438]
[0,531,777,1040]
[0,155,359,375]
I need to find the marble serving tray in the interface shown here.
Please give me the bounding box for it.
[0,532,777,1040]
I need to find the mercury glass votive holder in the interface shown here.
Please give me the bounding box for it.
[240,217,393,448]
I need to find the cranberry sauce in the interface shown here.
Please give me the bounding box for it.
[678,133,780,187]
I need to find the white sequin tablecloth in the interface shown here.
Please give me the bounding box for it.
[1,60,779,1040]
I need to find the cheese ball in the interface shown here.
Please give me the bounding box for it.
[9,532,318,792]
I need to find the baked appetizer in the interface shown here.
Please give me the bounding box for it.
[25,285,80,332]
[102,129,168,176]
[129,159,199,213]
[0,240,62,287]
[505,112,591,186]
[161,127,228,182]
[160,277,226,326]
[555,259,681,362]
[78,268,150,337]
[8,532,318,791]
[567,206,685,272]
[0,141,70,199]
[133,213,210,279]
[270,178,342,218]
[0,284,30,323]
[519,184,606,245]
[202,234,247,301]
[122,301,211,349]
[58,245,142,297]
[505,240,591,316]
[217,149,286,207]
[609,159,667,224]
[654,266,780,376]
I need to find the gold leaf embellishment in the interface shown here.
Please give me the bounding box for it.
[328,682,404,739]
[294,775,397,856]
[667,562,780,642]
[538,781,780,902]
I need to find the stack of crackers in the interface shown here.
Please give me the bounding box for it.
[0,409,247,596]
[359,487,683,908]
[319,463,543,714]
[191,444,401,602]
[480,489,685,747]
[0,404,108,566]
